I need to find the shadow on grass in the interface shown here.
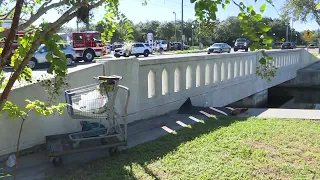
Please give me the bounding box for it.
[52,116,249,180]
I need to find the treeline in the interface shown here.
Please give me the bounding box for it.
[60,16,307,46]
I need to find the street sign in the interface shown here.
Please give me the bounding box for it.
[182,35,185,41]
[282,38,285,42]
[188,37,191,41]
[304,30,313,41]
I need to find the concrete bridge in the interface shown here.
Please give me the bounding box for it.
[0,48,318,157]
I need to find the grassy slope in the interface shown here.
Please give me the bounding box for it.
[52,117,320,180]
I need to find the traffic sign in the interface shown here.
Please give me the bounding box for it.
[304,30,313,41]
[282,38,285,42]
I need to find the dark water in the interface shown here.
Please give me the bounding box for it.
[267,87,320,109]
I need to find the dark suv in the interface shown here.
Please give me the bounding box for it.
[281,42,296,49]
[234,38,249,52]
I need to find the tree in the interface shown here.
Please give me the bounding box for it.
[191,0,281,81]
[0,0,130,179]
[212,16,242,45]
[282,0,320,26]
[156,21,175,40]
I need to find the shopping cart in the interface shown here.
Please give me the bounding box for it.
[45,75,130,166]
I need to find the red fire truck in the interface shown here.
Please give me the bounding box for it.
[72,31,105,62]
[0,31,33,65]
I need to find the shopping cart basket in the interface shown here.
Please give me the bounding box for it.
[46,75,130,166]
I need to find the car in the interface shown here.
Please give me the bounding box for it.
[155,40,169,51]
[143,43,153,54]
[234,38,249,52]
[27,43,76,69]
[207,43,231,54]
[171,42,189,50]
[281,42,296,49]
[309,42,318,48]
[114,43,151,58]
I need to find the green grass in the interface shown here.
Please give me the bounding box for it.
[313,53,320,57]
[167,49,206,54]
[51,117,320,180]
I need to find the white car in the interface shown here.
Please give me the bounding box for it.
[207,43,231,54]
[28,44,76,69]
[114,43,151,58]
[143,43,153,54]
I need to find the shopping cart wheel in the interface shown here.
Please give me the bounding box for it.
[109,147,119,156]
[50,156,62,166]
[100,138,108,145]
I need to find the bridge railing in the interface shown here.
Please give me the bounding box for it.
[110,49,304,121]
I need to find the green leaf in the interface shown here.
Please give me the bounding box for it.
[257,23,271,32]
[252,14,263,21]
[247,5,253,13]
[260,3,267,13]
[263,37,273,44]
[259,57,267,64]
[222,3,226,10]
[316,3,320,10]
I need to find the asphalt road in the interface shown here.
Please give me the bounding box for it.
[4,48,314,80]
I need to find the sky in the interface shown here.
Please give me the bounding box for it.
[35,0,320,32]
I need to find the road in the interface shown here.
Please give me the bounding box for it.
[4,48,316,80]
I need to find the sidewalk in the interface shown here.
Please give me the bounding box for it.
[0,112,206,180]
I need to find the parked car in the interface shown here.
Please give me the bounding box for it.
[234,38,249,52]
[171,42,190,50]
[155,40,169,51]
[143,43,153,54]
[207,43,231,54]
[309,42,318,48]
[114,43,151,58]
[281,42,296,49]
[27,43,76,69]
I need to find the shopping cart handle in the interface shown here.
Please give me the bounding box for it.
[94,75,123,80]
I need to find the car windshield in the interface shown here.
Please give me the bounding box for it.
[236,38,246,42]
[93,34,102,42]
[37,45,48,52]
[212,43,223,47]
[283,43,291,45]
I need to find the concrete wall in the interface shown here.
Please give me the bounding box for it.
[278,50,320,87]
[0,49,318,157]
[0,63,104,156]
[99,49,317,123]
[229,89,268,108]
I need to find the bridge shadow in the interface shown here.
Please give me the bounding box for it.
[51,115,249,179]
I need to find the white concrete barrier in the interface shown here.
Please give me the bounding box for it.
[0,49,317,157]
[0,63,104,156]
[102,49,317,123]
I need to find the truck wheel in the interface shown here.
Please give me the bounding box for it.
[66,55,73,66]
[234,49,238,52]
[83,49,95,62]
[144,50,150,57]
[245,48,248,52]
[27,58,38,69]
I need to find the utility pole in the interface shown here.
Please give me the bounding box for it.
[173,12,177,42]
[286,23,289,42]
[290,18,293,42]
[181,0,184,50]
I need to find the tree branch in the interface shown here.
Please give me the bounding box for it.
[0,0,25,69]
[0,0,65,37]
[0,0,107,111]
[0,7,15,21]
